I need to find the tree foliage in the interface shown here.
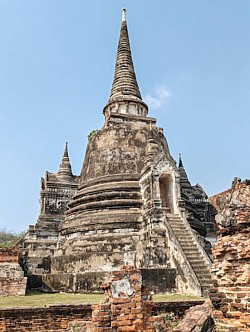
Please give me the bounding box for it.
[87,129,98,141]
[0,229,25,248]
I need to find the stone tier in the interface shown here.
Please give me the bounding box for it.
[42,268,177,294]
[65,180,141,217]
[61,208,142,234]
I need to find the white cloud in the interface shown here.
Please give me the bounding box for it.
[144,85,171,110]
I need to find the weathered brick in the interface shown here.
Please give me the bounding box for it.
[91,267,169,331]
[210,179,250,331]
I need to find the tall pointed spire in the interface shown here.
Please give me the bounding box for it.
[57,142,73,180]
[109,8,141,102]
[104,9,148,118]
[178,154,192,189]
[179,153,183,167]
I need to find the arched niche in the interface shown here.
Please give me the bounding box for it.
[159,173,174,213]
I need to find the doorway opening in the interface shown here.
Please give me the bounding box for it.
[159,173,173,213]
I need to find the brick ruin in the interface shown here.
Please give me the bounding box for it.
[210,178,250,331]
[91,266,169,332]
[0,247,27,296]
[0,291,207,332]
[0,304,92,332]
[67,266,213,332]
[67,266,216,332]
[175,299,215,332]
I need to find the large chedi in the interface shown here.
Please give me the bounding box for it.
[42,10,212,296]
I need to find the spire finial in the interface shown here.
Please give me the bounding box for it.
[108,9,142,104]
[122,8,126,22]
[103,8,148,118]
[179,153,183,168]
[178,153,192,188]
[58,142,73,180]
[64,141,68,156]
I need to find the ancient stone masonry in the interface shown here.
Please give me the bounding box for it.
[178,155,215,240]
[210,178,250,331]
[0,247,27,296]
[19,143,79,289]
[0,295,207,332]
[0,262,217,332]
[38,9,213,297]
[0,304,92,332]
[175,299,215,332]
[91,266,171,332]
[17,9,213,296]
[178,155,216,261]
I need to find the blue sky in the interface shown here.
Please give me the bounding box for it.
[0,1,249,232]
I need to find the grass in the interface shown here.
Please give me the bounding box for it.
[0,292,104,308]
[0,292,204,309]
[153,293,204,302]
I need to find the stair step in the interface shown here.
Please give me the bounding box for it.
[189,260,207,265]
[186,256,203,260]
[197,279,212,284]
[179,242,199,246]
[179,244,200,249]
[189,261,206,266]
[170,228,190,231]
[190,267,208,272]
[192,270,210,276]
[182,250,201,255]
[178,241,197,246]
[170,231,190,234]
[193,271,210,277]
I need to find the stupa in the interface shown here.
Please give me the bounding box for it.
[39,9,212,296]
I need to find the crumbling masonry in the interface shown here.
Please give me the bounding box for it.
[91,266,170,332]
[210,179,250,331]
[19,9,215,296]
[0,247,27,296]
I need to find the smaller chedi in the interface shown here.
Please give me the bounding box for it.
[19,9,215,296]
[20,143,79,287]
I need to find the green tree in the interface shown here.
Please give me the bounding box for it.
[87,129,98,141]
[0,229,25,247]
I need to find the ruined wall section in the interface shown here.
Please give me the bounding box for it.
[91,266,171,332]
[0,304,92,332]
[0,247,27,296]
[210,179,250,331]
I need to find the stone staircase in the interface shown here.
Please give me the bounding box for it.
[165,213,212,296]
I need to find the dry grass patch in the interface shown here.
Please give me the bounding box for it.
[0,292,204,308]
[0,292,104,308]
[153,293,204,302]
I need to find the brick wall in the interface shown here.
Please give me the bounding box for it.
[0,247,27,296]
[0,248,19,263]
[91,266,171,332]
[0,301,205,332]
[0,305,92,332]
[210,180,250,331]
